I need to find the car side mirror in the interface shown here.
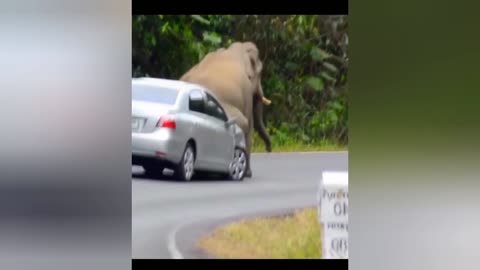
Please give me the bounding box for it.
[225,117,237,128]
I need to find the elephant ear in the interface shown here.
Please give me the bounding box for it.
[243,42,263,80]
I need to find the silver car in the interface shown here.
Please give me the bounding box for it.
[132,77,247,181]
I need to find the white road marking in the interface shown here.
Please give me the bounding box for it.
[166,217,216,259]
[167,222,185,259]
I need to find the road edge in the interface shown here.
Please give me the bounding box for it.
[252,151,348,155]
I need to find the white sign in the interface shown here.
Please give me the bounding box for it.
[318,171,348,259]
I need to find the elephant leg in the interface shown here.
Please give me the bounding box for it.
[244,120,255,178]
[223,105,253,178]
[253,95,272,152]
[238,112,253,178]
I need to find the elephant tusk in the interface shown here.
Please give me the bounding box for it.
[262,97,272,105]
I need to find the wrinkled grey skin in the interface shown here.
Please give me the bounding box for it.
[180,41,272,177]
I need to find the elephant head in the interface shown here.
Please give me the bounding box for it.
[238,42,272,152]
[228,42,263,95]
[242,42,263,81]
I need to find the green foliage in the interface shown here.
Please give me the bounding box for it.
[133,15,348,146]
[306,77,324,92]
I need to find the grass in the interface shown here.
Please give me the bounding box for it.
[252,143,347,153]
[198,208,321,259]
[251,134,347,153]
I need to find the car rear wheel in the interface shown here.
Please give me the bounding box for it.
[228,147,247,181]
[175,143,195,181]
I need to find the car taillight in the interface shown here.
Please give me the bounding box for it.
[157,115,176,129]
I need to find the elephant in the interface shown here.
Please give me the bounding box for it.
[179,41,272,177]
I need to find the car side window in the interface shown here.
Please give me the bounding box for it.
[189,90,205,114]
[215,102,228,122]
[205,93,228,122]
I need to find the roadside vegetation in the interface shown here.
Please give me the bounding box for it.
[198,208,321,259]
[133,15,348,150]
[251,133,347,153]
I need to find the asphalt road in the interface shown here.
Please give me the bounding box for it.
[132,151,348,259]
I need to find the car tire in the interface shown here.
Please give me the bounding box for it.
[228,147,247,181]
[175,143,195,181]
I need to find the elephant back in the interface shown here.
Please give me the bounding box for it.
[179,50,252,114]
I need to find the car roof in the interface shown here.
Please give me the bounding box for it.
[132,77,225,103]
[132,77,204,92]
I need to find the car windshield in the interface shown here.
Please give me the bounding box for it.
[132,84,179,105]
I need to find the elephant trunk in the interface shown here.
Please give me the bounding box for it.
[253,95,272,152]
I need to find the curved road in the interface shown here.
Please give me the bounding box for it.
[132,151,348,259]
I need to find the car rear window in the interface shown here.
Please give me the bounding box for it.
[132,84,179,105]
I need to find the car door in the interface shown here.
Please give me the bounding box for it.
[204,92,235,170]
[187,89,217,169]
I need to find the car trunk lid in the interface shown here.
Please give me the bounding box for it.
[132,101,175,133]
